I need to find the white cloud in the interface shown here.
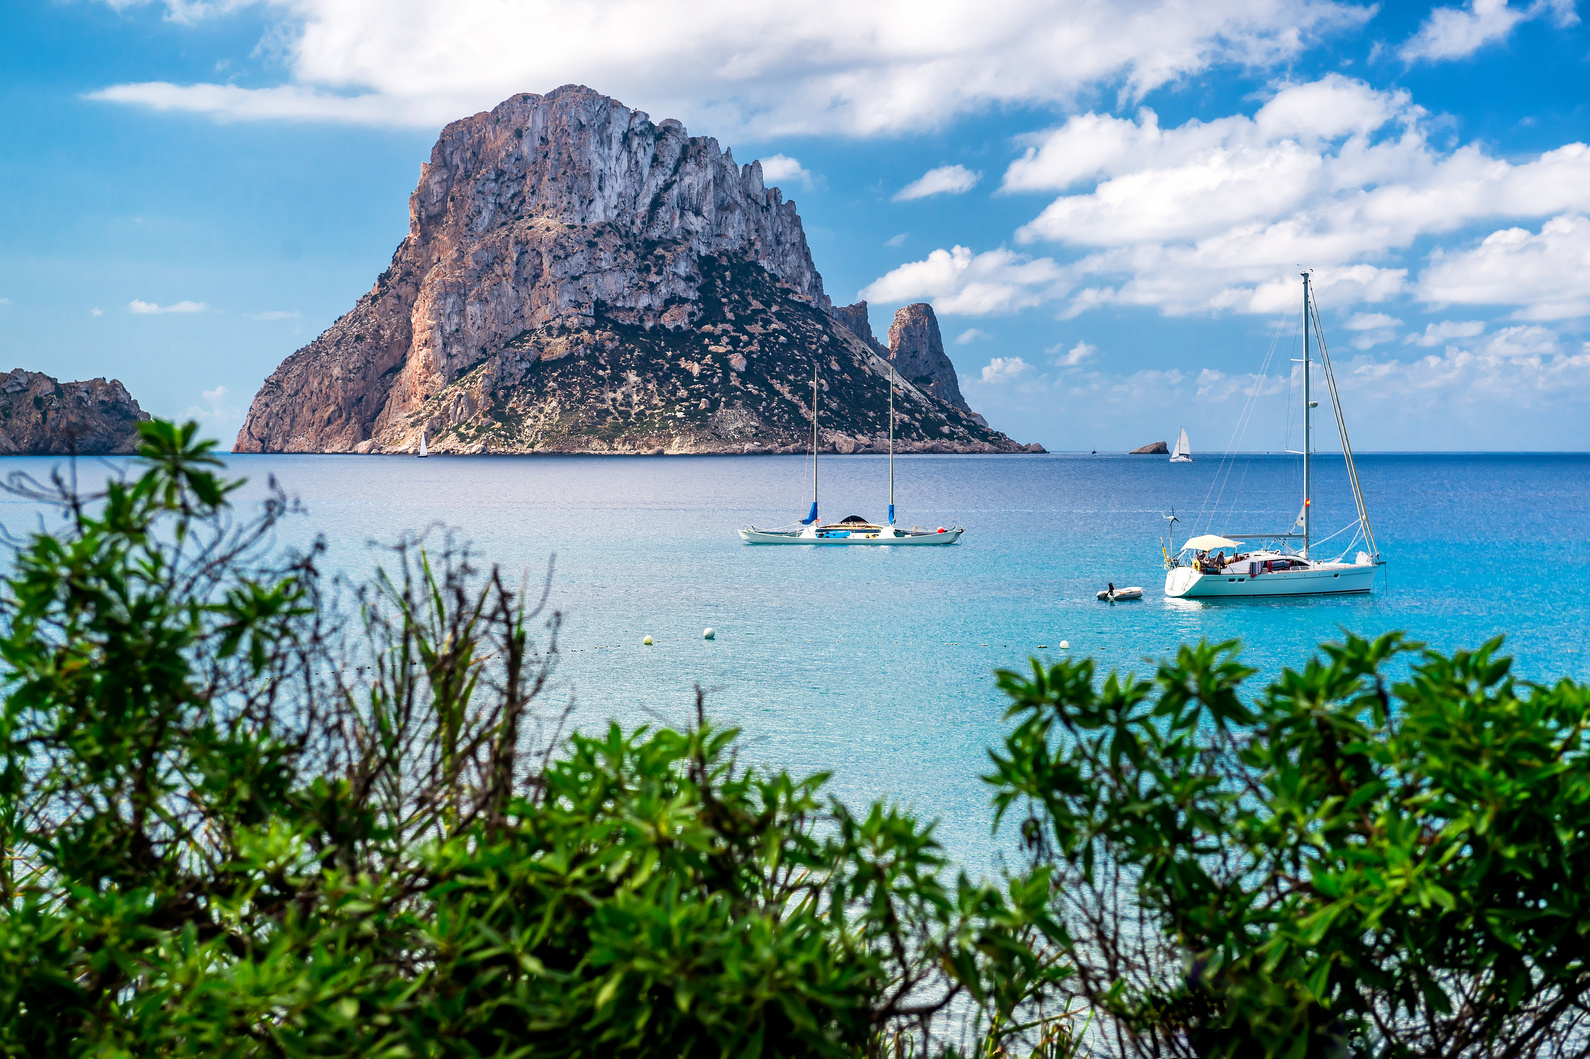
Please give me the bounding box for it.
[979,356,1030,384]
[859,245,1068,316]
[1344,312,1402,330]
[1406,319,1485,346]
[756,154,812,188]
[894,164,981,201]
[185,383,243,441]
[1331,334,1590,424]
[986,74,1590,318]
[1418,214,1590,320]
[0,297,9,305]
[954,328,987,344]
[245,309,300,320]
[1343,311,1402,348]
[85,0,1373,137]
[91,307,104,316]
[1397,0,1577,64]
[130,299,206,314]
[885,233,909,247]
[1050,340,1096,367]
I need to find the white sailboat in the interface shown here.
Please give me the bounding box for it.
[418,429,429,458]
[739,360,964,545]
[1169,428,1192,463]
[1164,272,1380,598]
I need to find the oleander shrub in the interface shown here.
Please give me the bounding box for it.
[988,633,1590,1058]
[0,421,1069,1058]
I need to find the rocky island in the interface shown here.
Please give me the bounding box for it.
[235,85,1038,455]
[1130,441,1170,455]
[0,369,149,455]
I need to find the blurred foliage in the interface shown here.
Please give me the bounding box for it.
[0,420,1068,1058]
[989,631,1590,1058]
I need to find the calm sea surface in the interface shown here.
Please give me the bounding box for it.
[4,451,1587,870]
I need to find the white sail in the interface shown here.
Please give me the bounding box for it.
[1170,428,1192,462]
[418,430,428,458]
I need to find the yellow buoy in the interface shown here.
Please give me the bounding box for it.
[643,635,653,646]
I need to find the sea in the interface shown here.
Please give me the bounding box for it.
[4,451,1587,873]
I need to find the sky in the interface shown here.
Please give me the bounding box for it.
[1,0,1588,452]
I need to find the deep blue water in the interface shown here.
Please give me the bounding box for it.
[4,451,1587,870]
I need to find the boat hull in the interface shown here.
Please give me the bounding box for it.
[740,527,963,545]
[1165,562,1375,598]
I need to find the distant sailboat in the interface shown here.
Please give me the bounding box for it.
[1170,428,1192,463]
[418,429,429,458]
[739,360,964,545]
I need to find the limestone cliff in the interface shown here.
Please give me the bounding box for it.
[886,304,972,415]
[236,85,1031,455]
[0,369,148,455]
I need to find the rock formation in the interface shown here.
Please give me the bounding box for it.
[830,301,888,358]
[1131,441,1170,454]
[235,85,1033,455]
[0,369,148,455]
[884,304,972,415]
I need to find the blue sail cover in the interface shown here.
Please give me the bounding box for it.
[800,501,819,525]
[888,503,895,525]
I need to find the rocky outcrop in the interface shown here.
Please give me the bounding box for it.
[831,301,888,358]
[0,369,148,455]
[236,86,1031,455]
[1131,441,1169,454]
[885,304,972,415]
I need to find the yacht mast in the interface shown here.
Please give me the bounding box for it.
[888,356,896,526]
[1302,270,1312,559]
[812,363,819,521]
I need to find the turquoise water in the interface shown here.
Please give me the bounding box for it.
[4,451,1587,869]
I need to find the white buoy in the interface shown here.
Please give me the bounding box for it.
[703,628,715,640]
[643,635,653,646]
[1059,640,1070,649]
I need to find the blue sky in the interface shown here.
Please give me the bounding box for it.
[1,0,1588,451]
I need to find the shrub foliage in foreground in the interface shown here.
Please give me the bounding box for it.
[0,423,1064,1058]
[4,421,1589,1059]
[990,634,1590,1058]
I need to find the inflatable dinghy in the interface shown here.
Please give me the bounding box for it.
[1096,586,1144,601]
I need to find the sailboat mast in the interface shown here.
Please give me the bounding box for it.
[1302,270,1312,559]
[812,363,819,515]
[888,357,895,525]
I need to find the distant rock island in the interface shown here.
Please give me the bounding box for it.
[1131,441,1170,454]
[0,369,148,455]
[235,85,1038,456]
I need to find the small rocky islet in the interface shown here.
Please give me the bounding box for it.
[233,84,1040,456]
[0,369,148,455]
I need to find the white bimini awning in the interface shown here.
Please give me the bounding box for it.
[1179,534,1241,552]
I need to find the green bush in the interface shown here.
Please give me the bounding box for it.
[0,421,1067,1058]
[8,419,1586,1059]
[988,634,1590,1058]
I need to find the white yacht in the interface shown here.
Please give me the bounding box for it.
[1164,272,1380,599]
[740,362,964,546]
[1169,428,1192,463]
